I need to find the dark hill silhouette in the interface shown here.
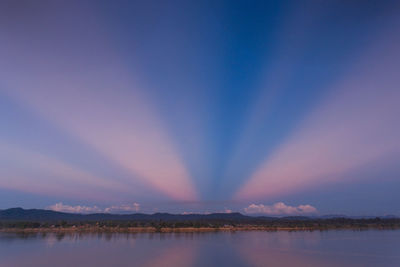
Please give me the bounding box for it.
[0,208,268,222]
[0,208,397,224]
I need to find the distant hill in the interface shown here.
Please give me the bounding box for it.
[0,208,265,222]
[0,208,397,223]
[319,214,399,219]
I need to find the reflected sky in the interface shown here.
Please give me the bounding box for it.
[1,230,400,267]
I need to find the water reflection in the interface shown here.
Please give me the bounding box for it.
[1,230,399,267]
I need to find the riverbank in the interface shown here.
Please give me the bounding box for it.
[2,225,399,233]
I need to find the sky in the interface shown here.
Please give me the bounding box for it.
[0,0,399,216]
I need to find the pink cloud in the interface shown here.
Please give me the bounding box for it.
[244,202,317,215]
[224,208,233,214]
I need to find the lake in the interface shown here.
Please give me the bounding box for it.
[1,230,399,266]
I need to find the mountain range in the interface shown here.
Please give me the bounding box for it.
[0,208,397,222]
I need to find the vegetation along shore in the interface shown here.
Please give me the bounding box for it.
[1,208,399,233]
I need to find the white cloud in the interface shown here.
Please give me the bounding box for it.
[104,203,140,213]
[244,202,317,215]
[181,208,232,215]
[47,202,102,214]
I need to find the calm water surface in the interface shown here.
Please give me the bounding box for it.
[1,230,399,267]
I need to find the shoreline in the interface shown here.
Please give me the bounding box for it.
[1,226,399,233]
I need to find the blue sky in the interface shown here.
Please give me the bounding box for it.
[0,0,399,215]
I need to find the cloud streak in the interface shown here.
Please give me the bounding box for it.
[105,203,141,213]
[0,142,131,201]
[47,203,102,214]
[244,202,317,215]
[236,20,400,200]
[0,3,198,202]
[47,202,141,214]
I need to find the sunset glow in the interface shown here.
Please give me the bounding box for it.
[1,0,399,215]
